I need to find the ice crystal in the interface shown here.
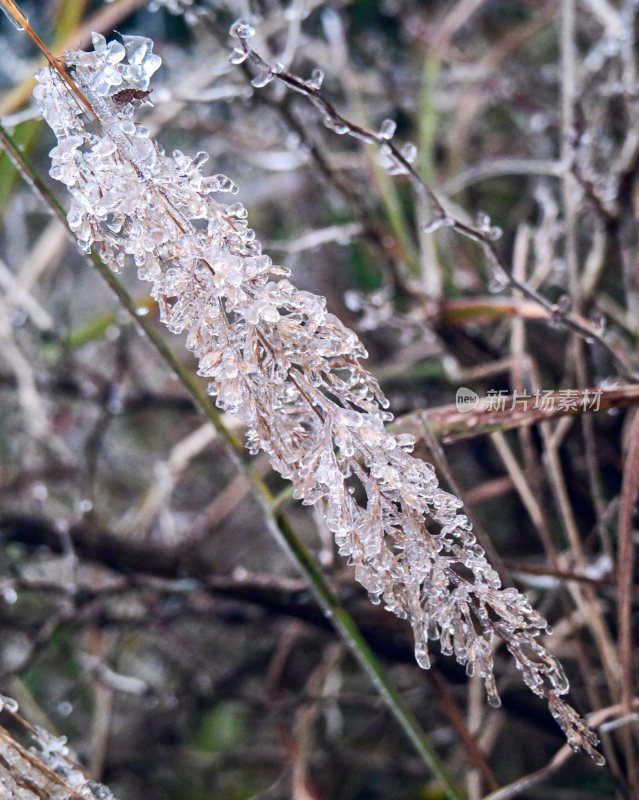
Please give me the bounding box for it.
[0,714,119,800]
[400,141,417,164]
[30,725,119,799]
[308,68,324,90]
[0,693,18,713]
[32,34,601,760]
[378,118,397,140]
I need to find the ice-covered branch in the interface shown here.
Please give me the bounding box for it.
[229,22,636,382]
[0,698,119,800]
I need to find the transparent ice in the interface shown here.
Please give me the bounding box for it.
[32,33,601,761]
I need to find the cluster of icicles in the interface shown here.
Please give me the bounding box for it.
[32,31,601,760]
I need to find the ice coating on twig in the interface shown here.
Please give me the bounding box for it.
[32,33,601,762]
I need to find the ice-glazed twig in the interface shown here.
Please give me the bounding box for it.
[231,25,637,382]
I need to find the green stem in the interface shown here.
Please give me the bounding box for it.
[0,122,463,800]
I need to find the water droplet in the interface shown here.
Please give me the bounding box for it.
[232,566,248,581]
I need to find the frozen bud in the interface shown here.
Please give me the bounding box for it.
[212,174,238,193]
[0,694,18,712]
[378,118,396,140]
[250,64,274,88]
[229,19,255,40]
[476,210,502,240]
[422,215,454,234]
[476,211,490,229]
[230,47,249,65]
[308,68,324,90]
[400,142,417,163]
[324,117,349,134]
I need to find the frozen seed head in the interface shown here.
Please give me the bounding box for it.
[32,31,602,763]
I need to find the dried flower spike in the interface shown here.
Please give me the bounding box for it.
[32,31,601,762]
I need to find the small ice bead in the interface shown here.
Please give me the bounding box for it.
[260,304,280,323]
[105,39,126,65]
[230,47,248,65]
[378,118,396,140]
[400,142,417,163]
[414,644,430,670]
[476,211,490,228]
[67,207,84,230]
[395,433,416,451]
[0,694,18,713]
[213,174,238,193]
[93,138,117,157]
[422,215,454,234]
[308,68,324,90]
[123,35,153,66]
[251,66,274,88]
[230,19,255,39]
[91,32,108,55]
[325,117,348,134]
[225,202,247,219]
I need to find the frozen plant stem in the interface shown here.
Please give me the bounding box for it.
[0,124,460,800]
[1,4,602,764]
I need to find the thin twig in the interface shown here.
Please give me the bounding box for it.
[232,35,639,381]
